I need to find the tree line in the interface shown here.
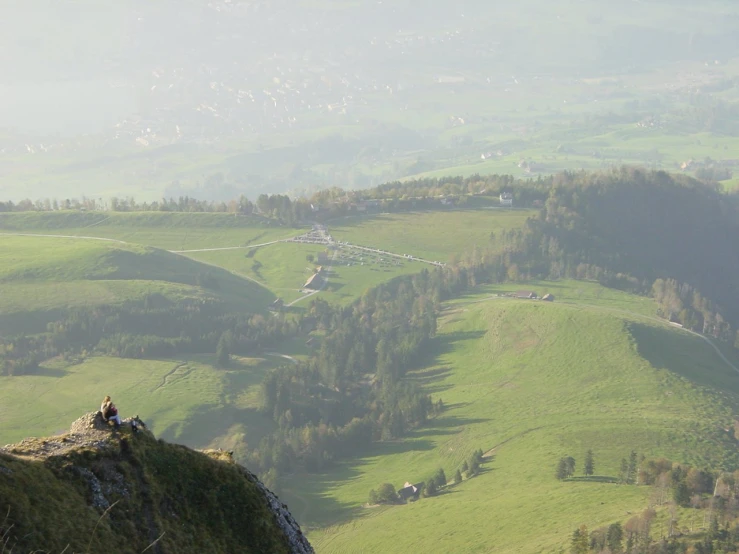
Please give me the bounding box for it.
[0,293,299,375]
[567,454,739,553]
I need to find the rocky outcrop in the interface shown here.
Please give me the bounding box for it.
[0,413,314,554]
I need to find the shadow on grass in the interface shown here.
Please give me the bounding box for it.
[628,322,739,394]
[24,365,67,378]
[324,282,345,293]
[415,330,487,368]
[425,415,491,430]
[567,475,619,483]
[159,404,275,447]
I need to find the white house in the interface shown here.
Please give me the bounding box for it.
[500,192,513,207]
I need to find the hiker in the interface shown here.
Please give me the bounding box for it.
[100,395,121,429]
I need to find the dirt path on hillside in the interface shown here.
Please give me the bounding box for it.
[170,240,286,253]
[0,232,127,243]
[152,362,187,393]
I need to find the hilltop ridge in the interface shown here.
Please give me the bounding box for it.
[0,412,313,554]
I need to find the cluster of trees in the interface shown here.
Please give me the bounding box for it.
[619,451,640,485]
[458,449,485,481]
[569,512,739,554]
[652,279,732,339]
[571,522,625,554]
[556,450,599,480]
[567,456,739,553]
[242,274,443,476]
[557,456,578,480]
[368,483,400,505]
[0,294,299,375]
[368,449,486,505]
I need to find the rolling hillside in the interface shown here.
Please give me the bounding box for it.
[0,235,274,334]
[0,210,298,250]
[287,289,739,553]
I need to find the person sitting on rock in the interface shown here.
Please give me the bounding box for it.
[100,395,121,430]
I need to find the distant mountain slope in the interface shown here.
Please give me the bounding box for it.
[302,294,739,553]
[0,412,313,554]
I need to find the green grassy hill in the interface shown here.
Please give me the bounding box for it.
[0,235,275,334]
[285,288,739,553]
[0,210,298,250]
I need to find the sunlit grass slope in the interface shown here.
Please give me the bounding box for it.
[296,298,739,554]
[0,210,299,250]
[0,235,275,333]
[330,209,535,262]
[187,242,427,305]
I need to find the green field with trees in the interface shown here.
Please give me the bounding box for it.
[4,169,739,552]
[299,297,739,553]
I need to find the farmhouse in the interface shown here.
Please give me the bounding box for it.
[500,192,513,207]
[397,481,423,502]
[515,291,537,299]
[303,273,325,290]
[269,298,284,311]
[542,294,555,302]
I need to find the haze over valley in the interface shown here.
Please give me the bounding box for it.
[4,2,739,554]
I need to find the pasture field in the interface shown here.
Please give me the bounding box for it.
[330,209,535,263]
[317,251,426,305]
[187,242,328,304]
[188,242,428,306]
[0,211,300,251]
[0,208,536,318]
[0,353,282,449]
[280,295,739,553]
[447,279,661,318]
[0,234,276,334]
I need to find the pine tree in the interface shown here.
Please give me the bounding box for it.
[584,449,595,476]
[467,457,480,478]
[673,482,690,506]
[607,522,624,552]
[216,330,233,367]
[628,450,638,484]
[556,458,569,480]
[424,480,438,497]
[565,456,576,478]
[620,458,629,484]
[571,525,589,554]
[453,469,463,484]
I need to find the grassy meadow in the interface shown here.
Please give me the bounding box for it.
[0,211,300,250]
[280,292,739,553]
[0,353,285,450]
[188,242,428,305]
[330,209,535,263]
[0,234,277,334]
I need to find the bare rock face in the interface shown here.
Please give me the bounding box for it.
[257,479,315,554]
[69,410,111,434]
